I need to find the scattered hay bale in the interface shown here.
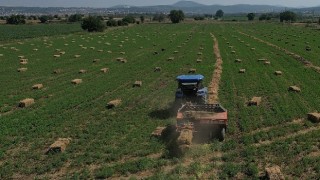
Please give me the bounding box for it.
[307,113,320,123]
[79,69,87,74]
[107,99,121,109]
[93,59,100,63]
[196,59,202,63]
[18,55,25,59]
[101,68,109,73]
[231,51,236,54]
[120,59,127,63]
[97,50,103,52]
[53,69,62,74]
[53,54,60,58]
[167,57,174,61]
[306,46,311,51]
[46,138,71,154]
[107,51,112,53]
[235,59,242,63]
[133,81,142,87]
[33,48,38,51]
[174,51,179,54]
[120,52,125,55]
[151,126,166,138]
[116,57,124,61]
[251,48,256,50]
[248,97,262,106]
[0,54,3,57]
[20,59,28,65]
[32,84,43,90]
[197,52,202,55]
[177,46,182,48]
[188,68,196,73]
[228,46,233,48]
[17,68,27,72]
[258,58,267,62]
[154,67,161,72]
[265,166,285,180]
[264,61,271,65]
[177,129,193,145]
[275,71,283,75]
[239,69,246,73]
[59,51,65,55]
[55,49,61,52]
[289,86,301,92]
[72,79,82,84]
[64,44,69,46]
[19,98,34,107]
[74,55,81,58]
[90,47,95,50]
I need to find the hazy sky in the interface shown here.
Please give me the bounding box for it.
[0,0,319,8]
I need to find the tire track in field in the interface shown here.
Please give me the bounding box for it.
[238,31,320,73]
[208,33,223,104]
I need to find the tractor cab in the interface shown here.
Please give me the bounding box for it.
[175,75,208,104]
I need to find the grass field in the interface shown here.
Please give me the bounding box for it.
[0,22,319,179]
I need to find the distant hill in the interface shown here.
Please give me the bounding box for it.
[172,1,206,8]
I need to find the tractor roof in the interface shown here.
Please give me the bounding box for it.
[176,75,204,82]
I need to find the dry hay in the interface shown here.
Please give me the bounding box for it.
[265,166,285,180]
[307,113,320,123]
[264,61,271,65]
[90,47,95,50]
[120,59,127,63]
[20,59,28,65]
[151,126,166,138]
[82,47,87,50]
[46,138,71,154]
[18,55,25,59]
[231,51,236,54]
[235,59,242,63]
[289,86,301,92]
[133,81,142,87]
[59,51,66,55]
[275,71,283,75]
[116,57,124,61]
[53,69,62,74]
[248,97,262,106]
[17,68,27,72]
[258,58,267,62]
[154,67,161,72]
[79,69,87,74]
[32,84,43,90]
[93,59,100,63]
[199,47,204,50]
[197,52,203,55]
[71,79,82,84]
[55,49,61,52]
[188,68,196,73]
[118,45,123,48]
[97,50,103,52]
[305,46,311,51]
[107,99,121,109]
[0,54,3,57]
[120,52,126,55]
[100,68,109,73]
[33,48,38,51]
[53,54,60,58]
[167,57,174,61]
[107,51,112,54]
[64,44,69,46]
[74,55,81,58]
[19,98,34,108]
[239,69,246,73]
[177,129,193,145]
[196,59,202,63]
[174,51,179,54]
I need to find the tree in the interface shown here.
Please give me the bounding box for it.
[106,19,117,27]
[318,17,320,25]
[6,15,26,25]
[81,16,105,32]
[259,14,271,21]
[68,14,82,22]
[194,16,205,20]
[140,16,145,23]
[122,15,136,24]
[39,15,49,23]
[280,11,297,22]
[215,9,224,18]
[247,13,255,21]
[153,14,166,22]
[169,10,185,24]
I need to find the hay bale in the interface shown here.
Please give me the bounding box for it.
[307,113,320,123]
[239,69,246,73]
[174,51,179,54]
[53,54,60,58]
[74,55,81,58]
[17,68,27,72]
[90,47,95,50]
[93,59,100,63]
[18,55,25,59]
[55,49,61,52]
[154,67,161,72]
[177,129,193,145]
[107,51,112,53]
[275,71,283,75]
[53,69,62,74]
[33,48,38,51]
[64,44,69,46]
[20,59,28,65]
[59,51,65,55]
[79,69,87,74]
[231,51,236,54]
[188,68,196,73]
[97,50,103,52]
[19,98,34,107]
[72,79,82,84]
[151,126,166,138]
[107,99,121,109]
[235,59,242,63]
[289,86,301,92]
[249,97,262,106]
[197,52,203,55]
[196,59,202,63]
[101,68,109,73]
[306,46,311,51]
[120,59,127,63]
[133,81,142,87]
[265,166,285,180]
[264,61,271,65]
[0,54,3,57]
[32,84,43,90]
[167,57,174,61]
[120,52,125,55]
[251,48,256,50]
[258,58,267,62]
[116,57,124,61]
[46,138,71,154]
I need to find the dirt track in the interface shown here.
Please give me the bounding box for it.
[208,33,223,103]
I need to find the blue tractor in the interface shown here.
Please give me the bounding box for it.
[175,74,208,104]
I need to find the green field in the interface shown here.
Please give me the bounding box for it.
[0,22,319,179]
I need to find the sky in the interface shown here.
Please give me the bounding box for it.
[0,0,319,8]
